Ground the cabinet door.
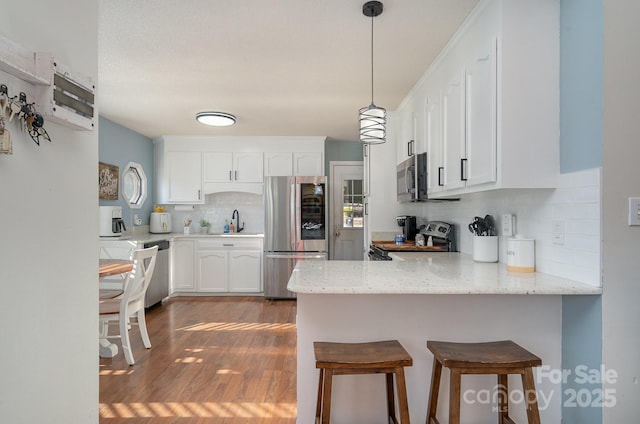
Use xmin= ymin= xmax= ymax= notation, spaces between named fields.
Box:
xmin=172 ymin=239 xmax=195 ymax=292
xmin=197 ymin=251 xmax=227 ymax=292
xmin=465 ymin=44 xmax=497 ymax=187
xmin=203 ymin=152 xmax=233 ymax=182
xmin=234 ymin=152 xmax=264 ymax=182
xmin=167 ymin=151 xmax=202 ymax=203
xmin=228 ymin=250 xmax=262 ymax=292
xmin=293 ymin=152 xmax=323 ymax=176
xmin=264 ymin=152 xmax=293 ymax=176
xmin=442 ymin=71 xmax=466 ymax=191
xmin=425 ymin=96 xmax=444 ymax=195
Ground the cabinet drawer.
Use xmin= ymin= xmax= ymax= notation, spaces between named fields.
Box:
xmin=198 ymin=238 xmax=262 ymax=250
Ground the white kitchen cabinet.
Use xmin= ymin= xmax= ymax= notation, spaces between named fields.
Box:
xmin=425 ymin=96 xmax=444 ymax=195
xmin=159 ymin=151 xmax=203 ymax=204
xmin=265 ymin=152 xmax=324 ymax=176
xmin=197 ymin=250 xmax=227 ymax=292
xmin=196 ymin=237 xmax=263 ymax=293
xmin=172 ymin=239 xmax=196 ymax=292
xmin=441 ymin=70 xmax=466 ymax=192
xmin=228 ymin=250 xmax=262 ymax=292
xmin=264 ymin=152 xmax=294 ymax=176
xmin=203 ymin=152 xmax=263 ymax=183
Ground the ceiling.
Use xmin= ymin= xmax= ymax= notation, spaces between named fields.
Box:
xmin=98 ymin=0 xmax=479 ymax=142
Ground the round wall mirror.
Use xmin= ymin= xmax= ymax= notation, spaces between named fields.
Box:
xmin=122 ymin=162 xmax=147 ymax=209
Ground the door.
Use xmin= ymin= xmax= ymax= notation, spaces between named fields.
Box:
xmin=330 ymin=162 xmax=364 ymax=260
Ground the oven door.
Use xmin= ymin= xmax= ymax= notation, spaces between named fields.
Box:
xmin=396 ymin=157 xmax=415 ymax=203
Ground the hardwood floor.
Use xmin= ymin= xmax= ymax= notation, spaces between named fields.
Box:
xmin=99 ymin=297 xmax=297 ymax=423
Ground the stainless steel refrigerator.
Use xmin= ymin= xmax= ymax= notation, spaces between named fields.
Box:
xmin=264 ymin=176 xmax=328 ymax=299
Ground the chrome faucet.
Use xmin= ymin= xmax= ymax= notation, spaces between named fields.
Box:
xmin=232 ymin=209 xmax=244 ymax=233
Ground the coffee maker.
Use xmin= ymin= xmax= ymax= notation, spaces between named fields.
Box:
xmin=100 ymin=206 xmax=126 ymax=237
xmin=396 ymin=215 xmax=417 ymax=241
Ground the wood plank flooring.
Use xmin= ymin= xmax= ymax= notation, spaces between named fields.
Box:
xmin=99 ymin=297 xmax=297 ymax=423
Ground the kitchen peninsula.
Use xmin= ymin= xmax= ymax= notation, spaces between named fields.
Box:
xmin=289 ymin=253 xmax=601 ymax=423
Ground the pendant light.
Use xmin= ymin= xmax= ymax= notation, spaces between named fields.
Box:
xmin=359 ymin=1 xmax=386 ymax=145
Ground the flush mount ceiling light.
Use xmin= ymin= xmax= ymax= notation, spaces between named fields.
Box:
xmin=359 ymin=0 xmax=386 ymax=145
xmin=195 ymin=111 xmax=237 ymax=127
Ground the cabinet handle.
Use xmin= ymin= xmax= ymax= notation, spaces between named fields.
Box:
xmin=364 ymin=202 xmax=368 ymax=216
xmin=235 ymin=170 xmax=238 ymax=180
xmin=461 ymin=158 xmax=468 ymax=181
xmin=408 ymin=140 xmax=414 ymax=157
xmin=198 ymin=189 xmax=201 ymax=200
xmin=229 ymin=170 xmax=232 ymax=181
xmin=438 ymin=167 xmax=444 ymax=186
xmin=363 ymin=144 xmax=369 ymax=158
xmin=223 ymin=243 xmax=234 ymax=247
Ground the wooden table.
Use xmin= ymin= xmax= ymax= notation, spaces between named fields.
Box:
xmin=98 ymin=259 xmax=133 ymax=358
xmin=99 ymin=259 xmax=133 ymax=277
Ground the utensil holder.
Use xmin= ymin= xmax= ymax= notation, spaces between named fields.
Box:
xmin=473 ymin=236 xmax=498 ymax=262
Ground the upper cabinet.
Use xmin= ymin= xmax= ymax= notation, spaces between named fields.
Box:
xmin=156 ymin=150 xmax=203 ymax=204
xmin=391 ymin=0 xmax=559 ymax=199
xmin=203 ymin=152 xmax=263 ymax=183
xmin=155 ymin=136 xmax=325 ymax=203
xmin=264 ymin=151 xmax=324 ymax=176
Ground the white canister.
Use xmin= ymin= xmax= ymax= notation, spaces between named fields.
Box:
xmin=506 ymin=236 xmax=535 ymax=272
xmin=472 ymin=236 xmax=498 ymax=262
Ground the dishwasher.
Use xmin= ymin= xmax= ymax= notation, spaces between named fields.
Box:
xmin=144 ymin=240 xmax=170 ymax=308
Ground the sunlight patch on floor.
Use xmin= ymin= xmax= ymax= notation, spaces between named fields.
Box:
xmin=99 ymin=402 xmax=296 ymax=418
xmin=177 ymin=322 xmax=296 ymax=332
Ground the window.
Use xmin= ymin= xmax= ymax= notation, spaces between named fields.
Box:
xmin=122 ymin=162 xmax=147 ymax=209
xmin=342 ymin=179 xmax=363 ymax=228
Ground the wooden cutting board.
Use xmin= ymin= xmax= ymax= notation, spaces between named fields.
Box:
xmin=372 ymin=241 xmax=448 ymax=252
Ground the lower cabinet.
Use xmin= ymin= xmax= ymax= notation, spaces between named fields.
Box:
xmin=196 ymin=238 xmax=263 ymax=293
xmin=171 ymin=239 xmax=196 ymax=292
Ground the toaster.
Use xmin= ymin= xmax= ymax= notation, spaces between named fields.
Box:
xmin=150 ymin=212 xmax=172 ymax=233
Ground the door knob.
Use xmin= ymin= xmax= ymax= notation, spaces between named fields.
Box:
xmin=335 ymin=231 xmax=340 ymax=237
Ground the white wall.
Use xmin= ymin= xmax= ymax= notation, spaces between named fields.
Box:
xmin=602 ymin=0 xmax=640 ymax=421
xmin=0 ymin=1 xmax=99 ymax=422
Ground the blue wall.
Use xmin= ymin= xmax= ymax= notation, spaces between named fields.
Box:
xmin=560 ymin=1 xmax=603 ymax=423
xmin=98 ymin=117 xmax=155 ymax=227
xmin=560 ymin=0 xmax=603 ymax=173
xmin=324 ymin=139 xmax=363 ymax=176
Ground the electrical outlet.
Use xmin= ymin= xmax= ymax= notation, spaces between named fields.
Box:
xmin=553 ymin=220 xmax=565 ymax=245
xmin=628 ymin=198 xmax=640 ymax=226
xmin=502 ymin=214 xmax=514 ymax=237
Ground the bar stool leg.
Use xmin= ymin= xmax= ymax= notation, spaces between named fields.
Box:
xmin=316 ymin=369 xmax=324 ymax=423
xmin=427 ymin=359 xmax=442 ymax=424
xmin=395 ymin=367 xmax=411 ymax=423
xmin=449 ymin=369 xmax=462 ymax=424
xmin=497 ymin=374 xmax=508 ymax=423
xmin=386 ymin=372 xmax=397 ymax=422
xmin=321 ymin=369 xmax=334 ymax=424
xmin=522 ymin=368 xmax=541 ymax=424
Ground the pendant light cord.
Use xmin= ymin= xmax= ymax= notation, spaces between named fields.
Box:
xmin=370 ymin=15 xmax=375 ymax=105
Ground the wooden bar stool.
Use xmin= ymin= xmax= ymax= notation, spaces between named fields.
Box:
xmin=314 ymin=340 xmax=413 ymax=424
xmin=426 ymin=340 xmax=542 ymax=424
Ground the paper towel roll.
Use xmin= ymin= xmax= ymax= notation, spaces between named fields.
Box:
xmin=507 ymin=236 xmax=535 ymax=272
xmin=174 ymin=205 xmax=195 ymax=211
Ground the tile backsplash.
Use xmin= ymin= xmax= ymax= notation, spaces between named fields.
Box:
xmin=398 ymin=168 xmax=601 ymax=286
xmin=166 ymin=192 xmax=265 ymax=234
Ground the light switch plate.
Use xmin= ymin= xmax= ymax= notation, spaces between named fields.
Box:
xmin=553 ymin=220 xmax=565 ymax=245
xmin=628 ymin=198 xmax=640 ymax=226
xmin=502 ymin=214 xmax=514 ymax=237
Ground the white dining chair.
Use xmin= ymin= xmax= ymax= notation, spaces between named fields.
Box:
xmin=99 ymin=245 xmax=158 ymax=365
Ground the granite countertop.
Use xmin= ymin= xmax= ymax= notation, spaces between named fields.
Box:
xmin=101 ymin=231 xmax=264 ymax=244
xmin=287 ymin=252 xmax=602 ymax=295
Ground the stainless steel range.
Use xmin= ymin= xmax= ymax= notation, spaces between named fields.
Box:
xmin=368 ymin=221 xmax=456 ymax=261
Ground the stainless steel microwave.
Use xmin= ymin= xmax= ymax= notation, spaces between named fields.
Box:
xmin=397 ymin=152 xmax=428 ymax=202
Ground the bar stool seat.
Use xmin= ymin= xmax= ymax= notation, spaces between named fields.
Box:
xmin=426 ymin=340 xmax=542 ymax=424
xmin=314 ymin=339 xmax=413 ymax=424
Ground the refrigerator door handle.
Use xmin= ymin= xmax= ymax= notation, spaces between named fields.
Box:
xmin=290 ymin=179 xmax=297 ymax=251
